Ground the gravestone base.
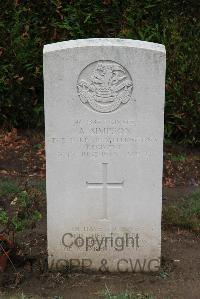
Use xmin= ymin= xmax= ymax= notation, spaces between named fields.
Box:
xmin=48 ymin=226 xmax=161 ymax=272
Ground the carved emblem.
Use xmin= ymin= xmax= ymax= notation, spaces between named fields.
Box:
xmin=77 ymin=60 xmax=133 ymax=113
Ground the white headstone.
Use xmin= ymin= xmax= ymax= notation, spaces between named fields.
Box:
xmin=43 ymin=39 xmax=166 ymax=272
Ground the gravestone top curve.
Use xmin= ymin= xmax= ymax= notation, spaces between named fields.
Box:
xmin=43 ymin=38 xmax=165 ymax=54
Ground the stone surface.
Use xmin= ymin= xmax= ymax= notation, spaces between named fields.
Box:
xmin=43 ymin=38 xmax=166 ymax=272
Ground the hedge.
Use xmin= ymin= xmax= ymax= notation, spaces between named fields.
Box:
xmin=0 ymin=0 xmax=199 ymax=145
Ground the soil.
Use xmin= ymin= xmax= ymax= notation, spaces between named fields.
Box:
xmin=0 ymin=240 xmax=11 ymax=255
xmin=0 ymin=129 xmax=199 ymax=299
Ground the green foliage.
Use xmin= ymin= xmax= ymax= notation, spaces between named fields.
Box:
xmin=12 ymin=214 xmax=28 ymax=232
xmin=0 ymin=178 xmax=21 ymax=197
xmin=0 ymin=188 xmax=42 ymax=234
xmin=16 ymin=190 xmax=30 ymax=207
xmin=167 ymin=154 xmax=186 ymax=162
xmin=104 ymin=285 xmax=155 ymax=299
xmin=32 ymin=210 xmax=42 ymax=222
xmin=0 ymin=0 xmax=199 ymax=144
xmin=0 ymin=210 xmax=9 ymax=225
xmin=159 ymin=270 xmax=169 ymax=279
xmin=163 ymin=189 xmax=200 ymax=231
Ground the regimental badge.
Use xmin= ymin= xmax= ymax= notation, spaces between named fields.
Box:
xmin=77 ymin=60 xmax=133 ymax=113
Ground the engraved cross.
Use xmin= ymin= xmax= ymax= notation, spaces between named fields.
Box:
xmin=86 ymin=163 xmax=124 ymax=220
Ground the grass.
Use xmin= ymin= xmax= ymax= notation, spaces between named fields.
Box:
xmin=104 ymin=292 xmax=155 ymax=299
xmin=163 ymin=189 xmax=200 ymax=232
xmin=104 ymin=286 xmax=155 ymax=299
xmin=170 ymin=155 xmax=186 ymax=162
xmin=167 ymin=154 xmax=186 ymax=162
xmin=0 ymin=178 xmax=21 ymax=197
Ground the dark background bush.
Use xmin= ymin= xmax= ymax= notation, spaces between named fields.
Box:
xmin=0 ymin=0 xmax=199 ymax=145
